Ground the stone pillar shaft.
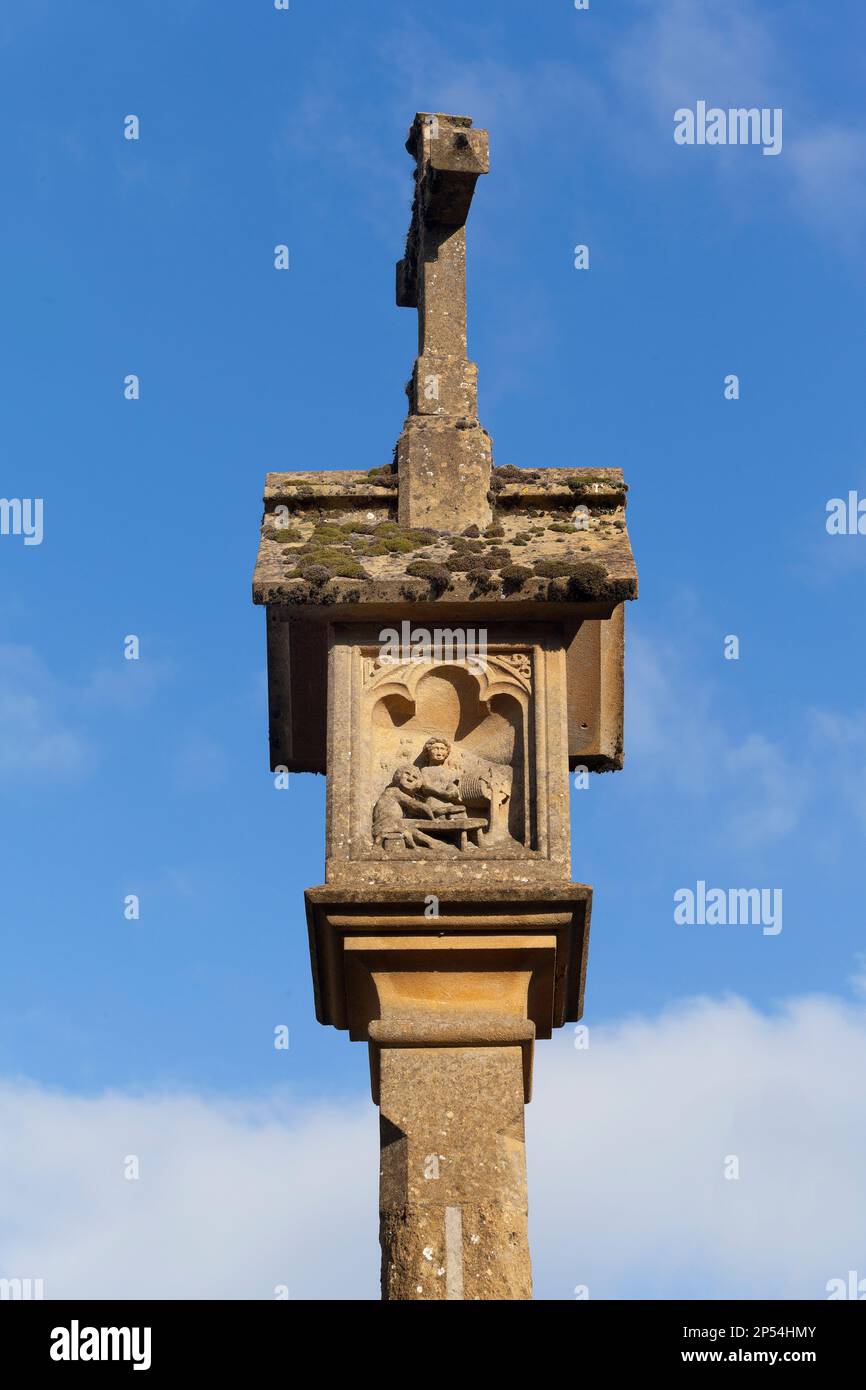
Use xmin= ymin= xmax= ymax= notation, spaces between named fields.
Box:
xmin=418 ymin=223 xmax=467 ymax=358
xmin=378 ymin=1041 xmax=531 ymax=1301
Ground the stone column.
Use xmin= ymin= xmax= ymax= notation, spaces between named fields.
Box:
xmin=375 ymin=1018 xmax=533 ymax=1301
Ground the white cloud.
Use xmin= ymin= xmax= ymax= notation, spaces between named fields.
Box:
xmin=377 ymin=20 xmax=602 ymax=159
xmin=0 ymin=641 xmax=177 ymax=786
xmin=277 ymin=21 xmax=602 ymax=248
xmin=850 ymin=955 xmax=866 ymax=1001
xmin=0 ymin=1086 xmax=377 ymax=1300
xmin=0 ymin=645 xmax=90 ymax=781
xmin=614 ymin=0 xmax=866 ymax=246
xmin=530 ymin=989 xmax=866 ymax=1299
xmin=614 ymin=0 xmax=781 ymax=121
xmin=810 ymin=707 xmax=866 ymax=835
xmin=627 ymin=631 xmax=806 ymax=848
xmin=2 ymin=984 xmax=865 ymax=1300
xmin=788 ymin=127 xmax=866 ymax=249
xmin=80 ymin=657 xmax=171 ymax=715
xmin=278 ymin=2 xmax=866 ymax=260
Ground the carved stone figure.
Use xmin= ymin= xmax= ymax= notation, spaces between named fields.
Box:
xmin=371 ymin=765 xmax=442 ymax=850
xmin=370 ymin=732 xmax=518 ymax=855
xmin=418 ymin=734 xmax=512 ymax=848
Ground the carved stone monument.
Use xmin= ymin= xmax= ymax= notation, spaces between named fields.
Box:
xmin=253 ymin=113 xmax=637 ymax=1300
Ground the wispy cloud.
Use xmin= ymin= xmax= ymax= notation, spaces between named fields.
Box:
xmin=613 ymin=0 xmax=866 ymax=247
xmin=810 ymin=707 xmax=866 ymax=835
xmin=80 ymin=657 xmax=171 ymax=715
xmin=614 ymin=0 xmax=783 ymax=120
xmin=0 ymin=645 xmax=90 ymax=781
xmin=276 ymin=17 xmax=602 ymax=245
xmin=0 ymin=640 xmax=176 ymax=787
xmin=281 ymin=2 xmax=866 ymax=256
xmin=628 ymin=630 xmax=806 ymax=849
xmin=787 ymin=126 xmax=866 ymax=251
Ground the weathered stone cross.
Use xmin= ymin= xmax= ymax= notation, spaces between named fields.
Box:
xmin=395 ymin=113 xmax=493 ymax=533
xmin=253 ymin=112 xmax=637 ymax=1300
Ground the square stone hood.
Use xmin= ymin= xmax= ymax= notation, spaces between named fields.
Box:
xmin=253 ymin=463 xmax=636 ymax=776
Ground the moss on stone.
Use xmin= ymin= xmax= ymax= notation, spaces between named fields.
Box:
xmin=380 ymin=535 xmax=431 ymax=554
xmin=371 ymin=522 xmax=436 ymax=549
xmin=296 ymin=564 xmax=332 ymax=587
xmin=445 ymin=551 xmax=500 ymax=573
xmin=501 ymin=563 xmax=532 ymax=593
xmin=308 ymin=525 xmax=345 ymax=544
xmin=291 ymin=549 xmax=370 ymax=581
xmin=484 ymin=546 xmax=512 ymax=566
xmin=405 ymin=560 xmax=451 ymax=595
xmin=469 ymin=571 xmax=498 ymax=593
xmin=297 ymin=545 xmax=348 ymax=564
xmin=533 ymin=557 xmax=606 ymax=580
xmin=566 ymin=472 xmax=625 ymax=493
xmin=366 ymin=465 xmax=398 ymax=489
xmin=533 ymin=557 xmax=612 ymax=598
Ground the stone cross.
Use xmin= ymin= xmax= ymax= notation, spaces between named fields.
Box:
xmin=395 ymin=113 xmax=493 ymax=533
xmin=253 ymin=112 xmax=637 ymax=1300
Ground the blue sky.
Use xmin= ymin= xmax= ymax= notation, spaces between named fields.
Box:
xmin=2 ymin=0 xmax=865 ymax=1299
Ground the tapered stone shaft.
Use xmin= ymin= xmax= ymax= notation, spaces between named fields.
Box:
xmin=378 ymin=1039 xmax=532 ymax=1301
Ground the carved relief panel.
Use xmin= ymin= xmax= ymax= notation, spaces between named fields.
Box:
xmin=326 ymin=627 xmax=571 ymax=885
